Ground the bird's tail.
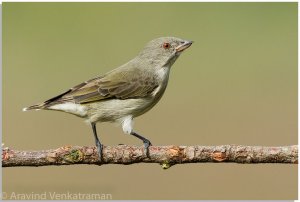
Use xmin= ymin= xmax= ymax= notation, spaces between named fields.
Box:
xmin=22 ymin=103 xmax=47 ymax=112
xmin=22 ymin=88 xmax=72 ymax=112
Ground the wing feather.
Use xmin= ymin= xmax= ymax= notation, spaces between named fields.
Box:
xmin=45 ymin=68 xmax=159 ymax=105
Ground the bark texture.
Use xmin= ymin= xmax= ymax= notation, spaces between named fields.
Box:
xmin=2 ymin=145 xmax=298 ymax=168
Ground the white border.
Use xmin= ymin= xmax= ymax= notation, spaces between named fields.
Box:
xmin=0 ymin=1 xmax=298 ymax=202
xmin=0 ymin=0 xmax=298 ymax=2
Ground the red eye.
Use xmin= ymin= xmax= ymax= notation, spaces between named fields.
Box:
xmin=163 ymin=42 xmax=171 ymax=49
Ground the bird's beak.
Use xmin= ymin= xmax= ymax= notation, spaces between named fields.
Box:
xmin=175 ymin=40 xmax=193 ymax=53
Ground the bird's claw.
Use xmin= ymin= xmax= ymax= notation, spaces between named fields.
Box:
xmin=95 ymin=142 xmax=103 ymax=161
xmin=143 ymin=140 xmax=152 ymax=158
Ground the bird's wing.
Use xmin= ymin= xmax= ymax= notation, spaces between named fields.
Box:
xmin=46 ymin=68 xmax=159 ymax=105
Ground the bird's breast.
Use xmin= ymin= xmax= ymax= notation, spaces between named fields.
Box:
xmin=151 ymin=67 xmax=170 ymax=97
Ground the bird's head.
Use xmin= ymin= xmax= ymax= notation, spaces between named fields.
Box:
xmin=137 ymin=37 xmax=193 ymax=67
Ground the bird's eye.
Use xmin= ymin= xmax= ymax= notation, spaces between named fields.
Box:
xmin=163 ymin=42 xmax=171 ymax=49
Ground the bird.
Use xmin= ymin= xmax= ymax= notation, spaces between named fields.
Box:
xmin=23 ymin=37 xmax=193 ymax=159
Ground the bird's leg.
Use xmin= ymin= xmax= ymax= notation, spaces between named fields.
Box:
xmin=130 ymin=131 xmax=152 ymax=158
xmin=91 ymin=123 xmax=103 ymax=160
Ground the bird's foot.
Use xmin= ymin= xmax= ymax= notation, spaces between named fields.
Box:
xmin=143 ymin=140 xmax=152 ymax=158
xmin=95 ymin=141 xmax=103 ymax=161
xmin=129 ymin=131 xmax=152 ymax=158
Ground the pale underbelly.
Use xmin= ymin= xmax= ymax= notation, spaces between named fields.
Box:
xmin=85 ymin=97 xmax=156 ymax=123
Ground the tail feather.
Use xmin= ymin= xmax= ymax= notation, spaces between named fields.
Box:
xmin=23 ymin=88 xmax=74 ymax=112
xmin=23 ymin=103 xmax=46 ymax=111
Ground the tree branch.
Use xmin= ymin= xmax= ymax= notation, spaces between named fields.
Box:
xmin=2 ymin=145 xmax=298 ymax=169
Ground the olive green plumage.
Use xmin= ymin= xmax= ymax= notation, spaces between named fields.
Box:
xmin=23 ymin=37 xmax=193 ymax=158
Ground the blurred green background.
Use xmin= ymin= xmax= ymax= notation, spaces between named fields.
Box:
xmin=3 ymin=2 xmax=297 ymax=200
